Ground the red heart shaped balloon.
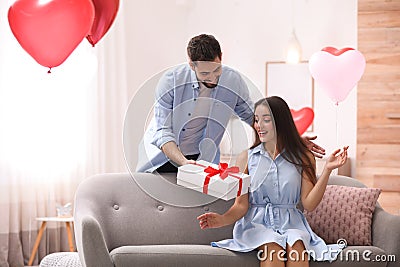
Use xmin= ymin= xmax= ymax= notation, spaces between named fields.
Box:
xmin=290 ymin=107 xmax=314 ymax=135
xmin=8 ymin=0 xmax=95 ymax=69
xmin=322 ymin=47 xmax=354 ymax=56
xmin=86 ymin=0 xmax=120 ymax=47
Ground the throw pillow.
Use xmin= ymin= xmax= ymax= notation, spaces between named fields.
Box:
xmin=304 ymin=185 xmax=381 ymax=246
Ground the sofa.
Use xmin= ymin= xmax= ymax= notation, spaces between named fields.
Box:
xmin=74 ymin=173 xmax=400 ymax=267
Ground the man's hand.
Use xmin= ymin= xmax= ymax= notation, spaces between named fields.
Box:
xmin=302 ymin=135 xmax=326 ymax=158
xmin=183 ymin=159 xmax=196 ymax=166
xmin=161 ymin=141 xmax=191 ymax=166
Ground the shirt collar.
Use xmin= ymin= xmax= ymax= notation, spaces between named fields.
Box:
xmin=249 ymin=143 xmax=285 ymax=159
xmin=190 ymin=69 xmax=200 ymax=90
xmin=249 ymin=143 xmax=263 ymax=156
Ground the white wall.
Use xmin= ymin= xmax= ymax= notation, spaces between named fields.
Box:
xmin=121 ymin=0 xmax=358 ymax=175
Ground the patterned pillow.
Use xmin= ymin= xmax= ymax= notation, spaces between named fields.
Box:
xmin=304 ymin=185 xmax=381 ymax=246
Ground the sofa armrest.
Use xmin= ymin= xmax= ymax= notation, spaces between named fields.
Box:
xmin=76 ymin=215 xmax=113 ymax=267
xmin=372 ymin=207 xmax=400 ymax=267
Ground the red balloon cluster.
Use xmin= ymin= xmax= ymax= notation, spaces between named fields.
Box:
xmin=8 ymin=0 xmax=119 ymax=70
xmin=87 ymin=0 xmax=120 ymax=47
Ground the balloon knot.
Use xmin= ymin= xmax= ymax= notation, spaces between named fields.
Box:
xmin=87 ymin=35 xmax=95 ymax=47
xmin=47 ymin=68 xmax=52 ymax=74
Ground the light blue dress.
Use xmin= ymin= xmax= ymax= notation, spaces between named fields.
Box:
xmin=211 ymin=144 xmax=342 ymax=262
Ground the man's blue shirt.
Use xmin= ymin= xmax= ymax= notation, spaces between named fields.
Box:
xmin=136 ymin=63 xmax=254 ymax=173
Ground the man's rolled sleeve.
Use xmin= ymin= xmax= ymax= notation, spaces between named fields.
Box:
xmin=151 ymin=71 xmax=177 ymax=149
xmin=151 ymin=105 xmax=176 ymax=148
xmin=234 ymin=75 xmax=254 ymax=125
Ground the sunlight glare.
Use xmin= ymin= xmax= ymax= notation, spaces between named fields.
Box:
xmin=0 ymin=42 xmax=97 ymax=181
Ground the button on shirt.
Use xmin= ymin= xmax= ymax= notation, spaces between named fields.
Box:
xmin=247 ymin=145 xmax=300 ymax=206
xmin=136 ymin=63 xmax=254 ymax=173
xmin=179 ymin=82 xmax=212 ymax=155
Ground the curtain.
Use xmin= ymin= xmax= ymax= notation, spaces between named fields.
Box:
xmin=0 ymin=1 xmax=128 ymax=266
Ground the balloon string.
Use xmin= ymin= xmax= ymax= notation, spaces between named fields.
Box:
xmin=334 ymin=103 xmax=339 ymax=175
xmin=335 ymin=103 xmax=339 ymax=148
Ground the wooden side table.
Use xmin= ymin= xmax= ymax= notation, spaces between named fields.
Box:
xmin=28 ymin=216 xmax=75 ymax=266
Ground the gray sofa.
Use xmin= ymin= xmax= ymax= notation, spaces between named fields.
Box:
xmin=74 ymin=173 xmax=400 ymax=267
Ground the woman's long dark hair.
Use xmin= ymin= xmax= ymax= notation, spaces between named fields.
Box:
xmin=251 ymin=96 xmax=317 ymax=184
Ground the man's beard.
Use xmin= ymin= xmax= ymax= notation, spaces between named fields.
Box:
xmin=201 ymin=81 xmax=218 ymax=88
xmin=197 ymin=74 xmax=220 ymax=89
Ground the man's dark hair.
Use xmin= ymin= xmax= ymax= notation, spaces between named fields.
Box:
xmin=187 ymin=34 xmax=222 ymax=62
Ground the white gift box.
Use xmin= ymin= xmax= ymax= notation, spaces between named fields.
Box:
xmin=177 ymin=160 xmax=251 ymax=201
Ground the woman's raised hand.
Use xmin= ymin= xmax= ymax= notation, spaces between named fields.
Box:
xmin=325 ymin=146 xmax=349 ymax=171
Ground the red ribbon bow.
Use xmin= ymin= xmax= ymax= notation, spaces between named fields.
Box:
xmin=195 ymin=162 xmax=242 ymax=197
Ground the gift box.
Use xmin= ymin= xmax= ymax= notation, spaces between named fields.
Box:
xmin=177 ymin=160 xmax=251 ymax=201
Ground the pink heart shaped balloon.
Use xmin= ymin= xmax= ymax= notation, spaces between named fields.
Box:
xmin=290 ymin=107 xmax=314 ymax=135
xmin=309 ymin=49 xmax=366 ymax=104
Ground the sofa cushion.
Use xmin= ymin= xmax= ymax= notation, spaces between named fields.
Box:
xmin=109 ymin=245 xmax=387 ymax=267
xmin=304 ymin=185 xmax=381 ymax=246
xmin=110 ymin=244 xmax=259 ymax=267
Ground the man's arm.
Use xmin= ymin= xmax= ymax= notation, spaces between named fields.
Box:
xmin=152 ymin=70 xmax=194 ymax=167
xmin=233 ymin=74 xmax=254 ymax=126
xmin=230 ymin=71 xmax=325 ymax=158
xmin=151 ymin=71 xmax=178 ymax=149
xmin=161 ymin=141 xmax=195 ymax=167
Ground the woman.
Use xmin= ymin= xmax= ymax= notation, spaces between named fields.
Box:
xmin=197 ymin=96 xmax=348 ymax=266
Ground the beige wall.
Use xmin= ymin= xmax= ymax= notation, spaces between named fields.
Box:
xmin=120 ymin=0 xmax=358 ymax=172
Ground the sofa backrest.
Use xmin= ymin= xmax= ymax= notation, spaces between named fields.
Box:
xmin=74 ymin=173 xmax=237 ymax=251
xmin=74 ymin=172 xmax=368 ymax=252
xmin=327 ymin=174 xmax=367 ymax=188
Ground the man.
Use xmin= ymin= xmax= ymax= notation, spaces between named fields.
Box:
xmin=136 ymin=34 xmax=324 ymax=173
